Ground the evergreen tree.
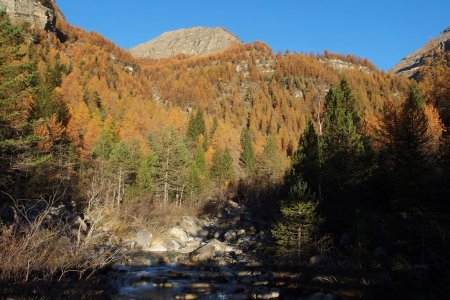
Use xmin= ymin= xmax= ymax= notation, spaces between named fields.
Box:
xmin=320 ymin=79 xmax=368 ymax=228
xmin=378 ymin=83 xmax=433 ymax=206
xmin=289 ymin=120 xmax=321 ymax=195
xmin=339 ymin=77 xmax=362 ymax=130
xmin=108 ymin=140 xmax=140 ymax=209
xmin=240 ymin=127 xmax=255 ymax=174
xmin=321 ymin=81 xmax=365 ymax=190
xmin=0 ymin=12 xmax=41 ymax=195
xmin=92 ymin=127 xmax=117 ymax=159
xmin=211 ymin=147 xmax=233 ymax=183
xmin=259 ymin=135 xmax=283 ymax=181
xmin=135 ymin=154 xmax=156 ymax=192
xmin=272 ymin=180 xmax=322 ymax=262
xmin=187 ymin=108 xmax=207 ymax=147
xmin=187 ymin=145 xmax=208 ymax=197
xmin=150 ymin=126 xmax=191 ymax=206
xmin=397 ymin=84 xmax=432 ymax=173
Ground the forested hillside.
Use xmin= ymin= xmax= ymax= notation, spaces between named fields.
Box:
xmin=0 ymin=2 xmax=449 ymax=298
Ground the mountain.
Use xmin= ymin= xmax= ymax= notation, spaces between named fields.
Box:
xmin=0 ymin=0 xmax=410 ymax=172
xmin=129 ymin=26 xmax=242 ymax=59
xmin=390 ymin=26 xmax=450 ymax=78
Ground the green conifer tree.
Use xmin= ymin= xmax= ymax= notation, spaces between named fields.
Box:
xmin=289 ymin=120 xmax=321 ymax=195
xmin=260 ymin=135 xmax=283 ymax=181
xmin=211 ymin=147 xmax=233 ymax=182
xmin=272 ymin=180 xmax=322 ymax=262
xmin=150 ymin=126 xmax=191 ymax=206
xmin=240 ymin=127 xmax=255 ymax=174
xmin=187 ymin=108 xmax=207 ymax=147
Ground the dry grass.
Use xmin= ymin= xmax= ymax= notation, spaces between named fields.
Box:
xmin=0 ymin=193 xmax=121 ymax=282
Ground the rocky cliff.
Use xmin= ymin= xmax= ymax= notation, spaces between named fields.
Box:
xmin=390 ymin=26 xmax=450 ymax=78
xmin=0 ymin=0 xmax=59 ymax=31
xmin=129 ymin=27 xmax=242 ymax=59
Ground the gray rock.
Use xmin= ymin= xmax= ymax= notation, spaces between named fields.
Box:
xmin=390 ymin=26 xmax=450 ymax=78
xmin=237 ymin=229 xmax=246 ymax=236
xmin=167 ymin=226 xmax=189 ymax=245
xmin=310 ymin=254 xmax=327 ymax=266
xmin=180 ymin=240 xmax=202 ymax=253
xmin=170 ymin=240 xmax=182 ymax=251
xmin=190 ymin=239 xmax=235 ymax=262
xmin=198 ymin=229 xmax=209 ymax=239
xmin=130 ymin=27 xmax=242 ymax=59
xmin=135 ymin=229 xmax=153 ymax=249
xmin=0 ymin=0 xmax=60 ymax=31
xmin=228 ymin=200 xmax=240 ymax=208
xmin=224 ymin=230 xmax=237 ymax=242
xmin=147 ymin=241 xmax=168 ymax=252
xmin=179 ymin=216 xmax=203 ymax=237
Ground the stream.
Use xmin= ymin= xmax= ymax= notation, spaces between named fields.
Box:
xmin=109 ymin=253 xmax=283 ymax=300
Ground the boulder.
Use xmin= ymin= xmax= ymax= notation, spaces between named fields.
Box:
xmin=147 ymin=241 xmax=168 ymax=252
xmin=237 ymin=229 xmax=246 ymax=236
xmin=228 ymin=200 xmax=240 ymax=208
xmin=224 ymin=230 xmax=237 ymax=242
xmin=180 ymin=216 xmax=203 ymax=237
xmin=135 ymin=229 xmax=153 ymax=249
xmin=168 ymin=226 xmax=189 ymax=245
xmin=190 ymin=243 xmax=216 ymax=262
xmin=309 ymin=254 xmax=327 ymax=266
xmin=170 ymin=240 xmax=182 ymax=251
xmin=197 ymin=229 xmax=209 ymax=238
xmin=180 ymin=241 xmax=202 ymax=254
xmin=190 ymin=239 xmax=235 ymax=262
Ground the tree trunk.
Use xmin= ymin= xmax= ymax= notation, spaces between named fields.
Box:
xmin=117 ymin=167 xmax=122 ymax=210
xmin=164 ymin=145 xmax=171 ymax=206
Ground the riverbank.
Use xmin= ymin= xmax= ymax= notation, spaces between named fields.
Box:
xmin=1 ymin=198 xmax=446 ymax=300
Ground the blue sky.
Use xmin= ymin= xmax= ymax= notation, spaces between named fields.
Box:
xmin=56 ymin=0 xmax=449 ymax=70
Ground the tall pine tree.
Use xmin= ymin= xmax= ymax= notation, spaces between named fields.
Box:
xmin=240 ymin=127 xmax=255 ymax=175
xmin=320 ymin=78 xmax=367 ymax=228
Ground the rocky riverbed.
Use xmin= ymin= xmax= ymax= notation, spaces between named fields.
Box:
xmin=1 ymin=200 xmax=410 ymax=299
xmin=105 ymin=200 xmax=346 ymax=300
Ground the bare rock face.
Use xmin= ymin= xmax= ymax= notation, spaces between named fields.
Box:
xmin=390 ymin=26 xmax=450 ymax=78
xmin=0 ymin=0 xmax=58 ymax=31
xmin=319 ymin=58 xmax=372 ymax=74
xmin=129 ymin=27 xmax=242 ymax=59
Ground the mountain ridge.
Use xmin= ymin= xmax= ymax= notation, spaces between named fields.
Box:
xmin=390 ymin=26 xmax=450 ymax=78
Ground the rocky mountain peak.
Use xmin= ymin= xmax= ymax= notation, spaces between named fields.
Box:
xmin=0 ymin=0 xmax=62 ymax=31
xmin=129 ymin=26 xmax=242 ymax=59
xmin=390 ymin=25 xmax=450 ymax=78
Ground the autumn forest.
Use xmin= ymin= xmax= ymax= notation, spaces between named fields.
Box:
xmin=0 ymin=2 xmax=449 ymax=299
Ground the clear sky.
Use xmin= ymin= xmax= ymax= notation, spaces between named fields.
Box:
xmin=56 ymin=0 xmax=449 ymax=70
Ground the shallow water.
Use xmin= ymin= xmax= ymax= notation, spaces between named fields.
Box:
xmin=109 ymin=253 xmax=280 ymax=300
